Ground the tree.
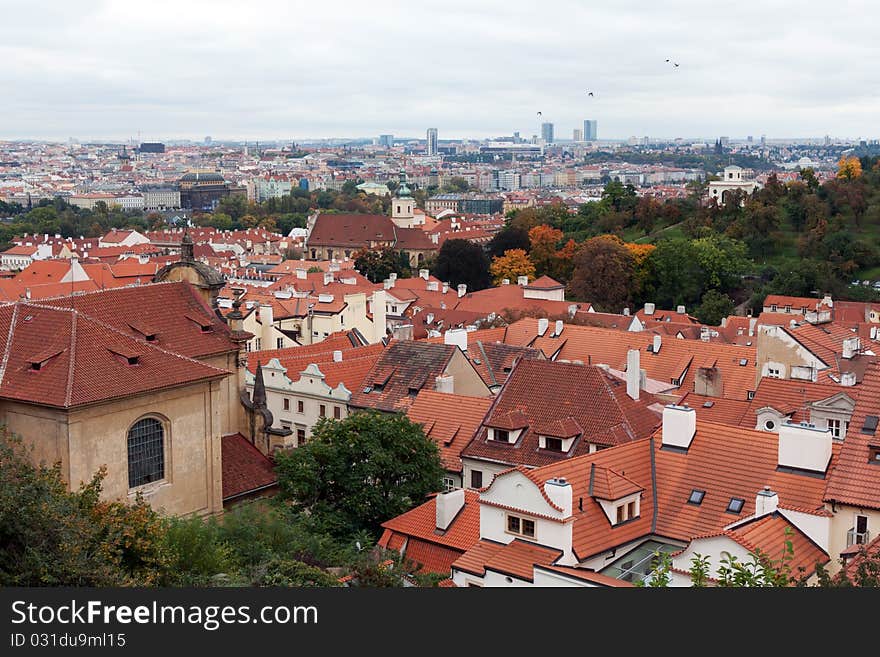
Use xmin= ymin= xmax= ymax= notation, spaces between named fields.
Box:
xmin=837 ymin=156 xmax=863 ymax=180
xmin=490 ymin=249 xmax=535 ymax=285
xmin=433 ymin=239 xmax=491 ymax=291
xmin=487 ymin=225 xmax=530 ymax=258
xmin=528 ymin=225 xmax=563 ymax=276
xmin=442 ymin=176 xmax=470 ymax=193
xmin=644 ymin=238 xmax=705 ymax=308
xmin=695 ymin=290 xmax=735 ymax=325
xmin=274 ymin=412 xmax=445 ymax=539
xmin=568 ymin=235 xmax=636 ymax=312
xmin=353 ymin=247 xmax=412 ymax=283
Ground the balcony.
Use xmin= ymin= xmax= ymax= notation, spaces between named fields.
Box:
xmin=847 ymin=528 xmax=870 ymax=547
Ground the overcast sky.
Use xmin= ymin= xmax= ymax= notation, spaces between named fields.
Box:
xmin=1 ymin=0 xmax=878 ymax=142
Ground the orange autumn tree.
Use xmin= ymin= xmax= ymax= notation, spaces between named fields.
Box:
xmin=490 ymin=249 xmax=535 ymax=285
xmin=528 ymin=225 xmax=564 ymax=275
xmin=837 ymin=156 xmax=863 ymax=180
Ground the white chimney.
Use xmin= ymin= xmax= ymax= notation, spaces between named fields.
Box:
xmin=426 ymin=312 xmax=435 ymax=324
xmin=502 ymin=278 xmax=510 ymax=285
xmin=554 ymin=320 xmax=564 ymax=336
xmin=543 ymin=478 xmax=573 ymax=517
xmin=842 ymin=337 xmax=860 ymax=360
xmin=295 ymin=268 xmax=307 ymax=279
xmin=323 ymin=271 xmax=334 ymax=285
xmin=419 ymin=268 xmax=430 ymax=280
xmin=435 ymin=373 xmax=455 ymax=394
xmin=652 ymin=334 xmax=662 ymax=353
xmin=442 ymin=282 xmax=449 ymax=294
xmin=623 ymin=307 xmax=630 ymax=316
xmin=260 ymin=303 xmax=274 ymax=349
xmin=755 ymin=486 xmax=779 ymax=517
xmin=517 ymin=275 xmax=528 ymax=286
xmin=435 ymin=488 xmax=465 ymax=530
xmin=676 ymin=305 xmax=686 ymax=315
xmin=778 ymin=422 xmax=832 ymax=473
xmin=457 ymin=283 xmax=467 ymax=297
xmin=626 ymin=349 xmax=640 ymax=401
xmin=662 ymin=404 xmax=696 ymax=450
xmin=383 ymin=279 xmax=393 ymax=290
xmin=389 ymin=272 xmax=397 ymax=282
xmin=644 ymin=302 xmax=655 ymax=316
xmin=841 ymin=371 xmax=857 ymax=387
xmin=333 ymin=350 xmax=343 ymax=362
xmin=444 ymin=327 xmax=468 ymax=352
xmin=427 ymin=281 xmax=439 ymax=291
xmin=748 ymin=317 xmax=757 ymax=336
xmin=537 ymin=317 xmax=549 ymax=336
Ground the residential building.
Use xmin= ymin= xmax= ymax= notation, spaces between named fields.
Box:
xmin=541 ymin=122 xmax=554 ymax=144
xmin=708 ymin=166 xmax=762 ymax=205
xmin=426 ymin=128 xmax=438 ymax=156
xmin=584 ymin=120 xmax=598 ymax=141
xmin=142 ymin=186 xmax=181 ymax=211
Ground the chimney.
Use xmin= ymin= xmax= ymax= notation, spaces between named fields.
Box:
xmin=457 ymin=283 xmax=467 ymax=298
xmin=842 ymin=337 xmax=860 ymax=359
xmin=652 ymin=334 xmax=662 ymax=353
xmin=644 ymin=302 xmax=655 ymax=316
xmin=502 ymin=278 xmax=510 ymax=285
xmin=694 ymin=366 xmax=722 ymax=397
xmin=748 ymin=317 xmax=757 ymax=336
xmin=295 ymin=268 xmax=307 ymax=279
xmin=623 ymin=307 xmax=630 ymax=316
xmin=544 ymin=478 xmax=573 ymax=517
xmin=427 ymin=281 xmax=439 ymax=291
xmin=841 ymin=371 xmax=857 ymax=387
xmin=755 ymin=486 xmax=779 ymax=517
xmin=435 ymin=373 xmax=455 ymax=393
xmin=260 ymin=303 xmax=274 ymax=349
xmin=323 ymin=271 xmax=334 ymax=285
xmin=392 ymin=324 xmax=414 ymax=341
xmin=333 ymin=350 xmax=343 ymax=362
xmin=442 ymin=282 xmax=449 ymax=294
xmin=329 ymin=261 xmax=340 ymax=272
xmin=676 ymin=305 xmax=686 ymax=315
xmin=383 ymin=279 xmax=393 ymax=290
xmin=444 ymin=327 xmax=468 ymax=352
xmin=662 ymin=404 xmax=696 ymax=450
xmin=626 ymin=349 xmax=640 ymax=400
xmin=389 ymin=272 xmax=397 ymax=283
xmin=419 ymin=268 xmax=430 ymax=280
xmin=517 ymin=275 xmax=528 ymax=286
xmin=778 ymin=422 xmax=832 ymax=473
xmin=537 ymin=317 xmax=549 ymax=336
xmin=554 ymin=320 xmax=564 ymax=336
xmin=371 ymin=289 xmax=387 ymax=343
xmin=435 ymin=488 xmax=465 ymax=530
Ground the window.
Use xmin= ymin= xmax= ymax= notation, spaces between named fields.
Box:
xmin=442 ymin=477 xmax=455 ymax=492
xmin=688 ymin=489 xmax=706 ymax=505
xmin=627 ymin=501 xmax=637 ymax=519
xmin=276 ymin=338 xmax=284 ymax=349
xmin=507 ymin=514 xmax=536 ymax=538
xmin=828 ymin=419 xmax=842 ymax=438
xmin=869 ymin=446 xmax=880 ymax=464
xmin=616 ymin=505 xmax=625 ymax=523
xmin=862 ymin=416 xmax=879 ymax=435
xmin=254 ymin=338 xmax=261 ymax=351
xmin=747 ymin=391 xmax=756 ymax=400
xmin=771 ymin=304 xmax=777 ymax=312
xmin=333 ymin=406 xmax=341 ymax=419
xmin=767 ymin=366 xmax=781 ymax=379
xmin=544 ymin=437 xmax=563 ymax=451
xmin=492 ymin=429 xmax=510 ymax=443
xmin=297 ymin=428 xmax=306 ymax=446
xmin=764 ymin=419 xmax=776 ymax=431
xmin=127 ymin=417 xmax=165 ymax=489
xmin=471 ymin=470 xmax=483 ymax=489
xmin=727 ymin=498 xmax=745 ymax=514
xmin=319 ymin=404 xmax=326 ymax=418
xmin=283 ymin=398 xmax=290 ymax=411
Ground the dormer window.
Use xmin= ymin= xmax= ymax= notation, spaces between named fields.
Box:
xmin=492 ymin=429 xmax=510 ymax=443
xmin=869 ymin=445 xmax=880 ymax=465
xmin=544 ymin=437 xmax=563 ymax=451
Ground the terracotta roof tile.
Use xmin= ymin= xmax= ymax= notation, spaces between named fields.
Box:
xmin=221 ymin=433 xmax=278 ymax=500
xmin=406 ymin=391 xmax=493 ymax=472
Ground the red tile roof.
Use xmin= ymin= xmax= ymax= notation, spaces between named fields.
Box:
xmin=725 ymin=513 xmax=828 ymax=576
xmin=400 ymin=538 xmax=465 ymax=574
xmin=406 ymin=391 xmax=493 ymax=473
xmin=380 ymin=490 xmax=481 ymax=560
xmin=825 ymin=362 xmax=880 ymax=510
xmin=677 ymin=392 xmax=751 ymax=426
xmin=462 ymin=359 xmax=661 ymax=468
xmin=740 ymin=378 xmax=848 ymax=427
xmin=306 ymin=213 xmax=396 ymax=248
xmin=220 ymin=433 xmax=278 ymax=500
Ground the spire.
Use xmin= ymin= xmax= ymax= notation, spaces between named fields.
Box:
xmin=253 ymin=361 xmax=267 ymax=408
xmin=396 ymin=169 xmax=412 ymax=198
xmin=181 ymin=227 xmax=194 ymax=262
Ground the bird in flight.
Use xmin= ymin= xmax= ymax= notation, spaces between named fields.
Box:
xmin=587 ymin=91 xmax=594 ymax=97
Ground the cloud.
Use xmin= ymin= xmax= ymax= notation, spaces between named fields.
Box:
xmin=0 ymin=0 xmax=877 ymax=140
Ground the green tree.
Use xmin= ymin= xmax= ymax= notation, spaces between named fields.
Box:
xmin=433 ymin=239 xmax=491 ymax=291
xmin=354 ymin=247 xmax=412 ymax=283
xmin=442 ymin=176 xmax=470 ymax=193
xmin=487 ymin=225 xmax=530 ymax=258
xmin=274 ymin=412 xmax=445 ymax=539
xmin=695 ymin=290 xmax=735 ymax=326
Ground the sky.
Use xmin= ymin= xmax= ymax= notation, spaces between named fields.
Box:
xmin=1 ymin=0 xmax=878 ymax=142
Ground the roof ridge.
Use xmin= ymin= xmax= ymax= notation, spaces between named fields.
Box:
xmin=64 ymin=310 xmax=77 ymax=407
xmin=0 ymin=304 xmax=20 ymax=388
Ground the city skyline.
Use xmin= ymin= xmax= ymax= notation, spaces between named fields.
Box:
xmin=1 ymin=0 xmax=878 ymax=141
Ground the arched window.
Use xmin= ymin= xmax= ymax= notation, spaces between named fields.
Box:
xmin=128 ymin=417 xmax=165 ymax=488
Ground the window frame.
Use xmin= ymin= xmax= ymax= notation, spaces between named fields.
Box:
xmin=688 ymin=489 xmax=706 ymax=505
xmin=506 ymin=513 xmax=536 ymax=539
xmin=127 ymin=416 xmax=167 ymax=490
xmin=727 ymin=497 xmax=745 ymax=514
xmin=470 ymin=470 xmax=483 ymax=489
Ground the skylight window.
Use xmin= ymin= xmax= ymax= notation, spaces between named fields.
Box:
xmin=727 ymin=498 xmax=745 ymax=514
xmin=702 ymin=401 xmax=714 ymax=408
xmin=739 ymin=358 xmax=748 ymax=366
xmin=688 ymin=489 xmax=705 ymax=505
xmin=862 ymin=416 xmax=879 ymax=435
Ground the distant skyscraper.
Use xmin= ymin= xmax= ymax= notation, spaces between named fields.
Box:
xmin=379 ymin=134 xmax=394 ymax=148
xmin=426 ymin=128 xmax=438 ymax=156
xmin=583 ymin=120 xmax=597 ymax=141
xmin=760 ymin=134 xmax=766 ymax=147
xmin=204 ymin=136 xmax=212 ymax=145
xmin=541 ymin=122 xmax=554 ymax=143
xmin=513 ymin=131 xmax=521 ymax=143
xmin=573 ymin=128 xmax=584 ymax=142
